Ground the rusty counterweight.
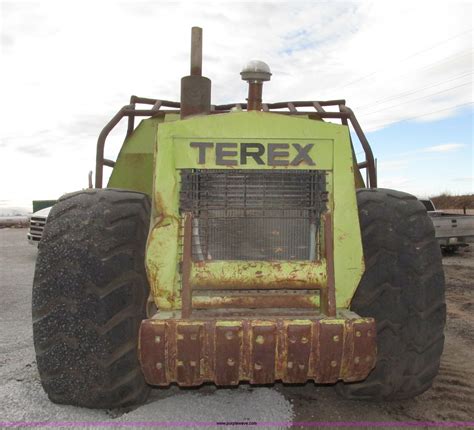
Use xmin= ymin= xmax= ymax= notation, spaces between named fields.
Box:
xmin=139 ymin=316 xmax=376 ymax=387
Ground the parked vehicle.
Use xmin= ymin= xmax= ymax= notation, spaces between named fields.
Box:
xmin=27 ymin=206 xmax=51 ymax=245
xmin=419 ymin=199 xmax=474 ymax=252
xmin=31 ymin=28 xmax=445 ymax=409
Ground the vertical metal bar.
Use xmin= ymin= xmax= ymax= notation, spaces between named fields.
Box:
xmin=247 ymin=82 xmax=263 ymax=111
xmin=95 ymin=106 xmax=129 ymax=188
xmin=339 ymin=104 xmax=348 ymax=127
xmin=340 ymin=106 xmax=377 ymax=188
xmin=181 ymin=213 xmax=193 ymax=318
xmin=125 ymin=105 xmax=135 ymax=139
xmin=181 ymin=27 xmax=210 ymax=118
xmin=321 ymin=212 xmax=336 ymax=317
xmin=340 ymin=104 xmax=367 ymax=188
xmin=190 ymin=27 xmax=203 ymax=76
xmin=126 ymin=96 xmax=137 ymax=139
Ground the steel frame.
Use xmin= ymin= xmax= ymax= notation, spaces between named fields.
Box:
xmin=95 ymin=96 xmax=377 ymax=189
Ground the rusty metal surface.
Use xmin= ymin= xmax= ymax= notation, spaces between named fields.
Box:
xmin=192 ymin=281 xmax=323 ymax=291
xmin=192 ymin=294 xmax=318 ymax=309
xmin=181 ymin=213 xmax=193 ymax=318
xmin=139 ymin=321 xmax=168 ymax=385
xmin=180 ymin=76 xmax=211 ymax=119
xmin=139 ymin=316 xmax=376 ymax=387
xmin=180 ymin=27 xmax=211 ymax=119
xmin=247 ymin=82 xmax=263 ymax=111
xmin=315 ymin=322 xmax=344 ymax=381
xmin=176 ymin=324 xmax=202 ymax=385
xmin=190 ymin=27 xmax=203 ymax=76
xmin=251 ymin=324 xmax=276 ymax=384
xmin=190 ymin=260 xmax=326 ymax=290
xmin=341 ymin=320 xmax=377 ymax=381
xmin=284 ymin=324 xmax=312 ymax=383
xmin=215 ymin=324 xmax=240 ymax=385
xmin=321 ymin=213 xmax=336 ymax=317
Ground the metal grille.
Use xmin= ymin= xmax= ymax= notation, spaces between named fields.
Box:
xmin=28 ymin=216 xmax=47 ymax=243
xmin=180 ymin=169 xmax=327 ymax=261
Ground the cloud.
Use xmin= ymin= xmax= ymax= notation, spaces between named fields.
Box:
xmin=16 ymin=143 xmax=49 ymax=157
xmin=421 ymin=143 xmax=466 ymax=153
xmin=0 ymin=0 xmax=473 ymax=206
xmin=378 ymin=176 xmax=415 ymax=189
xmin=377 ymin=159 xmax=410 ymax=171
xmin=452 ymin=177 xmax=474 ymax=182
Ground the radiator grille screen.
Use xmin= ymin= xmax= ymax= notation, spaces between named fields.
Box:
xmin=180 ymin=169 xmax=327 ymax=261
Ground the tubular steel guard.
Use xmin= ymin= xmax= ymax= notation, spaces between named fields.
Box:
xmin=96 ymin=97 xmax=377 ymax=189
xmin=139 ymin=316 xmax=376 ymax=387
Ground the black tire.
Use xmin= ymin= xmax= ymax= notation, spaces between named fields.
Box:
xmin=337 ymin=189 xmax=446 ymax=400
xmin=32 ymin=189 xmax=151 ymax=408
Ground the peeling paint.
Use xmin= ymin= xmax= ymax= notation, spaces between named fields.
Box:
xmin=145 ymin=111 xmax=364 ymax=312
xmin=191 ymin=260 xmax=327 ymax=292
xmin=139 ymin=316 xmax=376 ymax=386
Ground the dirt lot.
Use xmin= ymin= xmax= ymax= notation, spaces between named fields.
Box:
xmin=0 ymin=228 xmax=473 ymax=428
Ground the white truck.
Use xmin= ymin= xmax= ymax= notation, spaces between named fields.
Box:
xmin=27 ymin=206 xmax=52 ymax=245
xmin=420 ymin=198 xmax=474 ymax=252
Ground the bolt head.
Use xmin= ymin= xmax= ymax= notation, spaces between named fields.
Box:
xmin=240 ymin=60 xmax=272 ymax=82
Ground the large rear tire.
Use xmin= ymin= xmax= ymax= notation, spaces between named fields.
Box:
xmin=337 ymin=189 xmax=446 ymax=400
xmin=32 ymin=189 xmax=151 ymax=408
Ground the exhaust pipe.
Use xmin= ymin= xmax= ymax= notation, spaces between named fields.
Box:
xmin=180 ymin=27 xmax=211 ymax=118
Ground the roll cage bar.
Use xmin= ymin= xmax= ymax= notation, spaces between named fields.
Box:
xmin=95 ymin=96 xmax=377 ymax=189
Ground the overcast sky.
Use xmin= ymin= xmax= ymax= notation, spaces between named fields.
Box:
xmin=0 ymin=0 xmax=473 ymax=212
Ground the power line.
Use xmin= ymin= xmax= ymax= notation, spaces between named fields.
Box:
xmin=357 ymin=71 xmax=474 ymax=110
xmin=328 ymin=28 xmax=473 ymax=92
xmin=340 ymin=49 xmax=472 ymax=100
xmin=363 ymin=81 xmax=473 ymax=116
xmin=367 ymin=102 xmax=474 ymax=129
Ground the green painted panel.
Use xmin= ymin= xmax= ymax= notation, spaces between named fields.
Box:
xmin=331 ymin=127 xmax=365 ymax=307
xmin=32 ymin=200 xmax=57 ymax=213
xmin=146 ymin=111 xmax=364 ymax=310
xmin=146 ymin=216 xmax=181 ymax=309
xmin=107 ymin=118 xmax=159 ymax=195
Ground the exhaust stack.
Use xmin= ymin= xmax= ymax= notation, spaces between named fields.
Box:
xmin=180 ymin=27 xmax=211 ymax=118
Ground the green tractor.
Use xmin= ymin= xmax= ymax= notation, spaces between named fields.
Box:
xmin=32 ymin=28 xmax=445 ymax=408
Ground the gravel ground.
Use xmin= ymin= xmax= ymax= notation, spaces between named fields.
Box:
xmin=0 ymin=229 xmax=473 ymax=429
